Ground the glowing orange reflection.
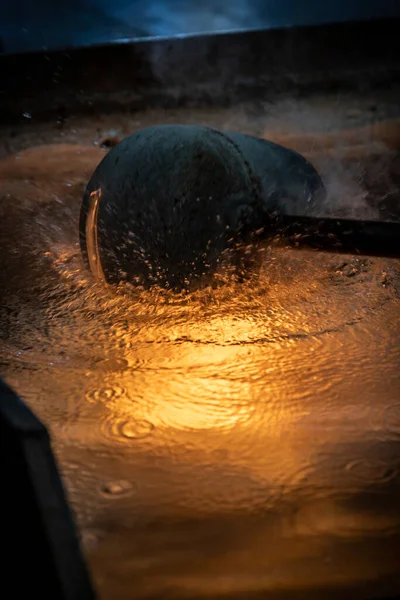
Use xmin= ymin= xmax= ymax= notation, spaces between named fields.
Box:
xmin=100 ymin=309 xmax=310 ymax=437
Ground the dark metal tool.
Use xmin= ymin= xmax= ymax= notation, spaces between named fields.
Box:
xmin=0 ymin=378 xmax=96 ymax=600
xmin=79 ymin=125 xmax=399 ymax=290
xmin=273 ymin=215 xmax=400 ymax=258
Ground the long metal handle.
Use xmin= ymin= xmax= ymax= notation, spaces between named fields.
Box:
xmin=272 ymin=215 xmax=400 ymax=258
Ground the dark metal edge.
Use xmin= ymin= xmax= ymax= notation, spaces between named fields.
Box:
xmin=0 ymin=18 xmax=399 ymax=125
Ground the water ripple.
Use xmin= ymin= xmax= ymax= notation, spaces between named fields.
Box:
xmin=100 ymin=415 xmax=155 ymax=443
xmin=382 ymin=404 xmax=400 ymax=440
xmin=86 ymin=385 xmax=127 ymax=405
xmin=345 ymin=458 xmax=399 ymax=485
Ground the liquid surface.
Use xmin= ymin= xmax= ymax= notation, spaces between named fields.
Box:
xmin=1 ymin=102 xmax=400 ymax=599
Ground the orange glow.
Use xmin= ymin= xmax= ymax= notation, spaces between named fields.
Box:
xmin=94 ymin=308 xmax=313 ymax=440
xmin=86 ymin=188 xmax=105 ymax=281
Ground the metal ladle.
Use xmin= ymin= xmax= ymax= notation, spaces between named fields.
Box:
xmin=80 ymin=124 xmax=400 ymax=289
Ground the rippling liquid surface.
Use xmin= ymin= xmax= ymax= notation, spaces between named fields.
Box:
xmin=1 ymin=141 xmax=400 ymax=600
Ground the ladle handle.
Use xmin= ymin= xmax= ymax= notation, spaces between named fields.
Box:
xmin=274 ymin=215 xmax=400 ymax=259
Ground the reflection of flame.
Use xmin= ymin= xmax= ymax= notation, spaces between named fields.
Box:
xmin=149 ymin=396 xmax=250 ymax=431
xmin=101 ymin=311 xmax=308 ymax=435
xmin=77 ymin=253 xmax=381 ymax=485
xmin=86 ymin=188 xmax=105 ymax=281
xmin=122 ymin=316 xmax=261 ymax=431
xmin=122 ymin=344 xmax=257 ymax=432
xmin=144 ymin=354 xmax=255 ymax=432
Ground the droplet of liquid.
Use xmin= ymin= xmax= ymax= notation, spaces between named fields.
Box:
xmin=98 ymin=479 xmax=137 ymax=498
xmin=86 ymin=385 xmax=126 ymax=404
xmin=100 ymin=415 xmax=155 ymax=443
xmin=121 ymin=419 xmax=155 ymax=439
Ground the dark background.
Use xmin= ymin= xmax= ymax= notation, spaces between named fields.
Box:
xmin=1 ymin=0 xmax=400 ymax=55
